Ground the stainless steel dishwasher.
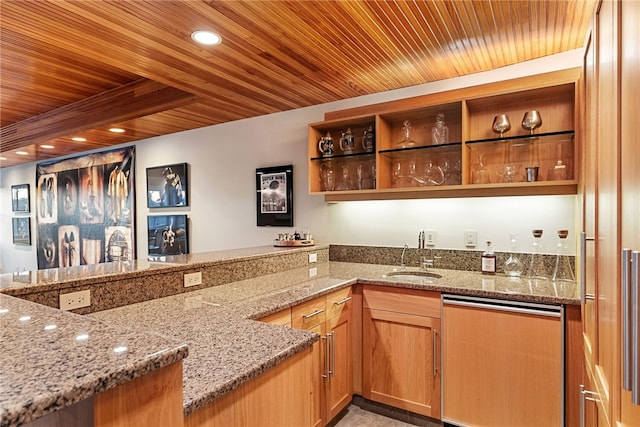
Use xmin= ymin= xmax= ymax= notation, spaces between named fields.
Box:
xmin=442 ymin=294 xmax=564 ymax=427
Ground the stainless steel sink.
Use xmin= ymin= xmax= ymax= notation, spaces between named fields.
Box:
xmin=383 ymin=270 xmax=442 ymax=280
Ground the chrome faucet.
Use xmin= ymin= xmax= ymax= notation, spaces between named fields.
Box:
xmin=400 ymin=244 xmax=409 ymax=270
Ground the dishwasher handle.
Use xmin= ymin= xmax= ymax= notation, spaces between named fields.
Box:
xmin=443 ymin=296 xmax=562 ymax=318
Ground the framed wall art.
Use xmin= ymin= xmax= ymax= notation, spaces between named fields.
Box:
xmin=147 ymin=215 xmax=188 ymax=255
xmin=11 ymin=184 xmax=30 ymax=212
xmin=12 ymin=217 xmax=31 ymax=245
xmin=256 ymin=165 xmax=293 ymax=227
xmin=35 ymin=146 xmax=135 ymax=269
xmin=146 ymin=163 xmax=188 ymax=208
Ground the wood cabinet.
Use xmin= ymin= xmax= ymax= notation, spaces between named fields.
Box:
xmin=185 ymin=348 xmax=312 ymax=427
xmin=292 ymin=287 xmax=353 ymax=426
xmin=581 ymin=1 xmax=640 ymax=426
xmin=309 ymin=69 xmax=580 ymax=202
xmin=362 ymin=285 xmax=440 ymax=419
xmin=442 ymin=296 xmax=563 ymax=426
xmin=258 ymin=308 xmax=292 ymax=327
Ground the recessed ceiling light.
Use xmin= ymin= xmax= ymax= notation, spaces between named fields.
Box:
xmin=40 ymin=144 xmax=55 ymax=149
xmin=16 ymin=151 xmax=29 ymax=156
xmin=191 ymin=30 xmax=222 ymax=45
xmin=109 ymin=128 xmax=125 ymax=133
xmin=72 ymin=137 xmax=86 ymax=142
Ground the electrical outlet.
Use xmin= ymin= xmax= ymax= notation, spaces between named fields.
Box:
xmin=309 ymin=267 xmax=318 ymax=277
xmin=308 ymin=253 xmax=318 ymax=263
xmin=425 ymin=230 xmax=436 ymax=246
xmin=59 ymin=290 xmax=91 ymax=311
xmin=465 ymin=230 xmax=478 ymax=248
xmin=184 ymin=271 xmax=202 ymax=288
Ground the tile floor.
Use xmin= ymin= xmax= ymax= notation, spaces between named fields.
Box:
xmin=333 ymin=405 xmax=417 ymax=427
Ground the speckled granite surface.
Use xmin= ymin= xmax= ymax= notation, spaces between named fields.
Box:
xmin=329 ymin=244 xmax=572 ymax=274
xmin=2 ymin=245 xmax=579 ymax=424
xmin=1 ymin=245 xmax=329 ymax=315
xmin=0 ymin=294 xmax=188 ymax=427
xmin=90 ymin=259 xmax=578 ymax=417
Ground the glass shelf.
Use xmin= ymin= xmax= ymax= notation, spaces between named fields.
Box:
xmin=465 ymin=130 xmax=574 ymax=146
xmin=310 ymin=152 xmax=375 ymax=162
xmin=379 ymin=142 xmax=462 ymax=159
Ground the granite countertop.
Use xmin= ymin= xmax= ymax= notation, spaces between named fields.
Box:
xmin=1 ymin=254 xmax=580 ymax=425
xmin=0 ymin=294 xmax=188 ymax=427
xmin=0 ymin=245 xmax=328 ymax=294
xmin=90 ymin=260 xmax=579 ymax=416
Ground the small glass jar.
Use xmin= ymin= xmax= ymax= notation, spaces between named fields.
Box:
xmin=527 ymin=229 xmax=548 ymax=279
xmin=552 ymin=230 xmax=575 ymax=282
xmin=503 ymin=234 xmax=524 ymax=277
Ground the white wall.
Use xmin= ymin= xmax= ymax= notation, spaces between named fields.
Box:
xmin=0 ymin=49 xmax=583 ymax=273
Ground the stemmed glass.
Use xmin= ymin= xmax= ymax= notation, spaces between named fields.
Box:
xmin=522 ymin=110 xmax=542 ymax=135
xmin=492 ymin=114 xmax=511 ymax=138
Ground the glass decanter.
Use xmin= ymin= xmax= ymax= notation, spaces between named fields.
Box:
xmin=431 ymin=113 xmax=449 ymax=145
xmin=527 ymin=229 xmax=549 ymax=279
xmin=552 ymin=230 xmax=575 ymax=282
xmin=503 ymin=234 xmax=524 ymax=277
xmin=472 ymin=154 xmax=490 ymax=184
xmin=397 ymin=120 xmax=418 ymax=148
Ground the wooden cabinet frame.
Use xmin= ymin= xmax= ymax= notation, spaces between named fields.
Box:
xmin=309 ymin=68 xmax=581 ymax=202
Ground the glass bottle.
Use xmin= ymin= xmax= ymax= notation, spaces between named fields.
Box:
xmin=431 ymin=113 xmax=449 ymax=145
xmin=552 ymin=230 xmax=575 ymax=282
xmin=397 ymin=120 xmax=417 ymax=148
xmin=481 ymin=241 xmax=497 ymax=275
xmin=503 ymin=234 xmax=524 ymax=277
xmin=527 ymin=229 xmax=548 ymax=279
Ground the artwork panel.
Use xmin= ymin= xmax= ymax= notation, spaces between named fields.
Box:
xmin=147 ymin=215 xmax=188 ymax=255
xmin=146 ymin=163 xmax=188 ymax=208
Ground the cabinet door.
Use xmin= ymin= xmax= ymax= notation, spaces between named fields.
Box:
xmin=620 ymin=0 xmax=640 ymax=424
xmin=442 ymin=302 xmax=562 ymax=427
xmin=308 ymin=322 xmax=326 ymax=427
xmin=362 ymin=307 xmax=440 ymax=418
xmin=589 ymin=1 xmax=620 ymax=425
xmin=325 ymin=310 xmax=353 ymax=421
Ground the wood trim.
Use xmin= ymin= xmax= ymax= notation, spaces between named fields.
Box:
xmin=565 ymin=304 xmax=584 ymax=427
xmin=1 ymin=79 xmax=198 ymax=151
xmin=94 ymin=361 xmax=184 ymax=427
xmin=362 ymin=285 xmax=440 ymax=318
xmin=322 ymin=181 xmax=578 ymax=202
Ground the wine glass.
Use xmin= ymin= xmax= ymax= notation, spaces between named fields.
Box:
xmin=522 ymin=110 xmax=542 ymax=135
xmin=492 ymin=114 xmax=511 ymax=138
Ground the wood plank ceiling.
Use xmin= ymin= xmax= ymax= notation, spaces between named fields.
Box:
xmin=0 ymin=0 xmax=596 ymax=169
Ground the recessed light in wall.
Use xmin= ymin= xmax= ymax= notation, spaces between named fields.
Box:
xmin=191 ymin=30 xmax=222 ymax=45
xmin=0 ymin=157 xmax=6 ymax=161
xmin=40 ymin=144 xmax=55 ymax=149
xmin=109 ymin=128 xmax=125 ymax=133
xmin=16 ymin=151 xmax=29 ymax=156
xmin=72 ymin=137 xmax=87 ymax=142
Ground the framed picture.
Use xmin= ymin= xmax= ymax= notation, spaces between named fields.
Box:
xmin=36 ymin=146 xmax=136 ymax=269
xmin=147 ymin=215 xmax=188 ymax=255
xmin=11 ymin=184 xmax=30 ymax=212
xmin=256 ymin=165 xmax=293 ymax=227
xmin=12 ymin=217 xmax=31 ymax=245
xmin=146 ymin=163 xmax=188 ymax=208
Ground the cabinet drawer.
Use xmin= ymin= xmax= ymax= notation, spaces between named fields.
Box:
xmin=292 ymin=296 xmax=326 ymax=330
xmin=363 ymin=285 xmax=440 ymax=318
xmin=259 ymin=308 xmax=292 ymax=327
xmin=326 ymin=287 xmax=352 ymax=320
